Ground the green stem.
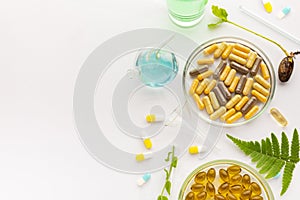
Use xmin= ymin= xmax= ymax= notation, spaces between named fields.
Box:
xmin=226 ymin=20 xmax=290 ymax=56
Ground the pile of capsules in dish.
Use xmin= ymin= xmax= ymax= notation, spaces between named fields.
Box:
xmin=189 ymin=42 xmax=271 ymax=124
xmin=184 ymin=165 xmax=264 ymax=200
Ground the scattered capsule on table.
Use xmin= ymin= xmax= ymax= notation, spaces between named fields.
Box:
xmin=185 ymin=191 xmax=195 ymax=200
xmin=242 ymin=174 xmax=251 ymax=189
xmin=145 ymin=114 xmax=164 ymax=123
xmin=240 ymin=189 xmax=252 ymax=200
xmin=226 ymin=94 xmax=242 ymax=109
xmin=143 ymin=138 xmax=152 ymax=149
xmin=251 ymin=90 xmax=267 ymax=103
xmin=206 ymin=182 xmax=216 ymax=197
xmin=253 ymin=82 xmax=269 ymax=97
xmin=232 ymin=48 xmax=249 ymax=59
xmin=226 ymin=112 xmax=243 ymax=124
xmin=224 ymin=69 xmax=237 ymax=86
xmin=220 ymin=65 xmax=231 ymax=81
xmin=135 ymin=151 xmax=153 ymax=162
xmin=242 ymin=78 xmax=254 ymax=96
xmin=250 ymin=195 xmax=263 ymax=200
xmin=214 ymin=60 xmax=227 ymax=79
xmin=136 ymin=173 xmax=151 ymax=186
xmin=203 ymin=96 xmax=214 ymax=115
xmin=189 ymin=145 xmax=202 ymax=155
xmin=220 ymin=108 xmax=236 ymax=122
xmin=197 ymin=58 xmax=214 ymax=65
xmin=191 ymin=183 xmax=205 ymax=193
xmin=218 ymin=182 xmax=230 ymax=195
xmin=254 ymin=74 xmax=271 ymax=89
xmin=241 ymin=96 xmax=257 ymax=114
xmin=235 ymin=75 xmax=247 ymax=95
xmin=193 ymin=93 xmax=205 ymax=110
xmin=246 ymin=52 xmax=257 ymax=68
xmin=196 ymin=78 xmax=210 ymax=95
xmin=205 ymin=79 xmax=217 ymax=94
xmin=218 ymin=82 xmax=232 ymax=100
xmin=230 ymin=174 xmax=242 ymax=184
xmin=229 ymin=184 xmax=243 ymax=195
xmin=229 ymin=76 xmax=240 ymax=93
xmin=260 ymin=62 xmax=270 ymax=80
xmin=209 ymin=91 xmax=220 ymax=110
xmin=198 ymin=70 xmax=214 ymax=81
xmin=215 ymin=194 xmax=226 ymax=200
xmin=227 ymin=165 xmax=242 ymax=175
xmin=244 ymin=105 xmax=259 ymax=120
xmin=207 ymin=168 xmax=216 ymax=182
xmin=219 ymin=169 xmax=230 ymax=182
xmin=229 ymin=53 xmax=247 ymax=65
xmin=189 ymin=65 xmax=209 ymax=77
xmin=250 ymin=57 xmax=262 ymax=76
xmin=210 ymin=106 xmax=226 ymax=120
xmin=222 ymin=44 xmax=233 ymax=59
xmin=234 ymin=43 xmax=251 ymax=53
xmin=197 ymin=191 xmax=207 ymax=200
xmin=230 ymin=61 xmax=249 ymax=75
xmin=213 ymin=87 xmax=227 ymax=106
xmin=204 ymin=43 xmax=218 ymax=55
xmin=214 ymin=42 xmax=228 ymax=58
xmin=249 ymin=182 xmax=262 ymax=196
xmin=270 ymin=107 xmax=288 ymax=127
xmin=235 ymin=96 xmax=249 ymax=111
xmin=195 ymin=171 xmax=206 ymax=184
xmin=226 ymin=193 xmax=238 ymax=200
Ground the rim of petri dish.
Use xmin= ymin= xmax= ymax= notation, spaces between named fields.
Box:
xmin=178 ymin=159 xmax=275 ymax=200
xmin=182 ymin=36 xmax=276 ymax=127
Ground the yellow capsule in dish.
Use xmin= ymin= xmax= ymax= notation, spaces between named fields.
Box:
xmin=214 ymin=42 xmax=228 ymax=58
xmin=235 ymin=96 xmax=249 ymax=111
xmin=226 ymin=112 xmax=243 ymax=124
xmin=222 ymin=44 xmax=233 ymax=59
xmin=260 ymin=62 xmax=270 ymax=80
xmin=224 ymin=69 xmax=237 ymax=86
xmin=189 ymin=78 xmax=199 ymax=94
xmin=203 ymin=43 xmax=218 ymax=55
xmin=244 ymin=105 xmax=259 ymax=120
xmin=246 ymin=51 xmax=257 ymax=68
xmin=220 ymin=65 xmax=231 ymax=81
xmin=229 ymin=76 xmax=240 ymax=93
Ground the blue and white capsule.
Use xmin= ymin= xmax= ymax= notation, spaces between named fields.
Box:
xmin=136 ymin=173 xmax=151 ymax=186
xmin=278 ymin=6 xmax=291 ymax=19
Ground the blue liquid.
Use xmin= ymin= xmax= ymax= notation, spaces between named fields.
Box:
xmin=136 ymin=49 xmax=178 ymax=87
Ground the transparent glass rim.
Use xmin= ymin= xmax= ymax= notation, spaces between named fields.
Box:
xmin=178 ymin=159 xmax=275 ymax=200
xmin=182 ymin=36 xmax=276 ymax=127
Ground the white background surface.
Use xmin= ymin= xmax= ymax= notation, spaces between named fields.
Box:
xmin=1 ymin=0 xmax=300 ymax=199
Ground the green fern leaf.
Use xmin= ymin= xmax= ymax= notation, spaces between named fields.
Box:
xmin=256 ymin=155 xmax=271 ymax=168
xmin=271 ymin=133 xmax=280 ymax=158
xmin=259 ymin=157 xmax=276 ymax=174
xmin=281 ymin=162 xmax=296 ymax=195
xmin=281 ymin=132 xmax=289 ymax=160
xmin=250 ymin=151 xmax=261 ymax=162
xmin=266 ymin=138 xmax=273 ymax=156
xmin=291 ymin=128 xmax=299 ymax=163
xmin=255 ymin=141 xmax=261 ymax=152
xmin=266 ymin=159 xmax=285 ymax=179
xmin=261 ymin=139 xmax=266 ymax=154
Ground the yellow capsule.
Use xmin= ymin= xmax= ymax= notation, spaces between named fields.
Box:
xmin=196 ymin=78 xmax=210 ymax=94
xmin=196 ymin=191 xmax=207 ymax=200
xmin=222 ymin=44 xmax=233 ymax=59
xmin=195 ymin=171 xmax=206 ymax=184
xmin=226 ymin=193 xmax=238 ymax=200
xmin=242 ymin=78 xmax=254 ymax=96
xmin=227 ymin=165 xmax=242 ymax=175
xmin=246 ymin=52 xmax=257 ymax=68
xmin=193 ymin=93 xmax=205 ymax=110
xmin=229 ymin=54 xmax=247 ymax=65
xmin=251 ymin=90 xmax=267 ymax=103
xmin=203 ymin=96 xmax=214 ymax=115
xmin=232 ymin=48 xmax=249 ymax=59
xmin=244 ymin=105 xmax=259 ymax=120
xmin=235 ymin=96 xmax=249 ymax=111
xmin=191 ymin=183 xmax=205 ymax=193
xmin=135 ymin=152 xmax=152 ymax=162
xmin=214 ymin=42 xmax=228 ymax=58
xmin=185 ymin=191 xmax=195 ymax=200
xmin=219 ymin=169 xmax=230 ymax=182
xmin=230 ymin=174 xmax=242 ymax=184
xmin=209 ymin=92 xmax=220 ymax=110
xmin=220 ymin=65 xmax=231 ymax=81
xmin=207 ymin=168 xmax=216 ymax=182
xmin=143 ymin=138 xmax=152 ymax=149
xmin=189 ymin=78 xmax=199 ymax=94
xmin=226 ymin=112 xmax=242 ymax=124
xmin=254 ymin=74 xmax=271 ymax=89
xmin=270 ymin=107 xmax=288 ymax=127
xmin=145 ymin=114 xmax=155 ymax=123
xmin=204 ymin=79 xmax=217 ymax=94
xmin=263 ymin=1 xmax=272 ymax=13
xmin=250 ymin=195 xmax=263 ymax=200
xmin=218 ymin=182 xmax=230 ymax=195
xmin=220 ymin=108 xmax=236 ymax=122
xmin=229 ymin=184 xmax=243 ymax=195
xmin=260 ymin=62 xmax=270 ymax=80
xmin=215 ymin=194 xmax=226 ymax=200
xmin=226 ymin=94 xmax=242 ymax=109
xmin=197 ymin=58 xmax=214 ymax=65
xmin=206 ymin=182 xmax=215 ymax=197
xmin=197 ymin=70 xmax=214 ymax=81
xmin=253 ymin=82 xmax=269 ymax=96
xmin=204 ymin=43 xmax=218 ymax=55
xmin=242 ymin=174 xmax=251 ymax=189
xmin=229 ymin=76 xmax=240 ymax=93
xmin=240 ymin=189 xmax=252 ymax=200
xmin=224 ymin=69 xmax=237 ymax=86
xmin=250 ymin=182 xmax=262 ymax=196
xmin=210 ymin=106 xmax=226 ymax=120
xmin=189 ymin=146 xmax=201 ymax=154
xmin=234 ymin=43 xmax=250 ymax=53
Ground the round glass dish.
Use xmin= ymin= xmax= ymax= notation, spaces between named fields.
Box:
xmin=178 ymin=159 xmax=274 ymax=200
xmin=182 ymin=37 xmax=276 ymax=127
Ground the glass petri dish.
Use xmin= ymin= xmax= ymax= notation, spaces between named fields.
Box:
xmin=182 ymin=37 xmax=276 ymax=127
xmin=178 ymin=159 xmax=275 ymax=200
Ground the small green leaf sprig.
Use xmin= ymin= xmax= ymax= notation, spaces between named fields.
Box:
xmin=227 ymin=128 xmax=299 ymax=195
xmin=157 ymin=146 xmax=178 ymax=200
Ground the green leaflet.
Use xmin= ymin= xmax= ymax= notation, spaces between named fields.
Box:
xmin=227 ymin=128 xmax=299 ymax=196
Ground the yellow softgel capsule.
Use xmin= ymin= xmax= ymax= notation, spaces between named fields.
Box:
xmin=189 ymin=146 xmax=201 ymax=154
xmin=196 ymin=191 xmax=207 ymax=200
xmin=195 ymin=171 xmax=206 ymax=184
xmin=234 ymin=43 xmax=250 ymax=53
xmin=242 ymin=174 xmax=251 ymax=189
xmin=226 ymin=112 xmax=242 ymax=124
xmin=260 ymin=62 xmax=270 ymax=80
xmin=230 ymin=174 xmax=242 ymax=184
xmin=220 ymin=65 xmax=231 ymax=81
xmin=185 ymin=191 xmax=195 ymax=200
xmin=143 ymin=138 xmax=152 ymax=149
xmin=224 ymin=69 xmax=237 ymax=86
xmin=210 ymin=106 xmax=226 ymax=120
xmin=240 ymin=189 xmax=252 ymax=200
xmin=193 ymin=93 xmax=205 ymax=110
xmin=197 ymin=58 xmax=214 ymax=65
xmin=203 ymin=96 xmax=214 ymax=115
xmin=196 ymin=78 xmax=210 ymax=95
xmin=226 ymin=193 xmax=238 ymax=200
xmin=230 ymin=184 xmax=243 ymax=195
xmin=222 ymin=44 xmax=233 ymax=59
xmin=191 ymin=183 xmax=205 ymax=193
xmin=232 ymin=48 xmax=249 ymax=59
xmin=246 ymin=52 xmax=257 ymax=68
xmin=254 ymin=74 xmax=271 ymax=89
xmin=244 ymin=105 xmax=259 ymax=120
xmin=250 ymin=195 xmax=263 ymax=200
xmin=189 ymin=78 xmax=199 ymax=94
xmin=204 ymin=79 xmax=217 ymax=94
xmin=215 ymin=194 xmax=226 ymax=200
xmin=203 ymin=43 xmax=218 ymax=55
xmin=220 ymin=108 xmax=236 ymax=122
xmin=251 ymin=90 xmax=267 ymax=103
xmin=253 ymin=82 xmax=269 ymax=96
xmin=270 ymin=107 xmax=288 ymax=126
xmin=219 ymin=169 xmax=230 ymax=182
xmin=135 ymin=152 xmax=152 ymax=162
xmin=197 ymin=70 xmax=214 ymax=81
xmin=218 ymin=182 xmax=230 ymax=195
xmin=209 ymin=91 xmax=220 ymax=110
xmin=214 ymin=42 xmax=228 ymax=58
xmin=229 ymin=76 xmax=240 ymax=93
xmin=207 ymin=168 xmax=216 ymax=182
xmin=227 ymin=165 xmax=241 ymax=175
xmin=226 ymin=94 xmax=242 ymax=109
xmin=242 ymin=77 xmax=254 ymax=96
xmin=235 ymin=96 xmax=249 ymax=111
xmin=229 ymin=53 xmax=247 ymax=65
xmin=206 ymin=182 xmax=215 ymax=197
xmin=250 ymin=182 xmax=262 ymax=196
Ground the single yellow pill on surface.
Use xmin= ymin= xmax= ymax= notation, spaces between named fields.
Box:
xmin=193 ymin=93 xmax=205 ymax=110
xmin=197 ymin=58 xmax=214 ymax=65
xmin=226 ymin=94 xmax=242 ymax=109
xmin=229 ymin=54 xmax=247 ymax=65
xmin=189 ymin=78 xmax=199 ymax=94
xmin=232 ymin=48 xmax=249 ymax=59
xmin=224 ymin=69 xmax=237 ymax=86
xmin=203 ymin=96 xmax=214 ymax=115
xmin=204 ymin=79 xmax=217 ymax=94
xmin=189 ymin=146 xmax=201 ymax=154
xmin=220 ymin=108 xmax=236 ymax=122
xmin=263 ymin=0 xmax=272 ymax=13
xmin=197 ymin=70 xmax=214 ymax=81
xmin=196 ymin=78 xmax=210 ymax=94
xmin=203 ymin=43 xmax=218 ymax=55
xmin=234 ymin=43 xmax=250 ymax=53
xmin=229 ymin=76 xmax=240 ymax=93
xmin=220 ymin=65 xmax=231 ymax=81
xmin=210 ymin=106 xmax=226 ymax=120
xmin=260 ymin=62 xmax=270 ymax=80
xmin=242 ymin=77 xmax=254 ymax=96
xmin=135 ymin=152 xmax=152 ymax=162
xmin=143 ymin=138 xmax=152 ymax=149
xmin=253 ymin=82 xmax=270 ymax=96
xmin=145 ymin=114 xmax=164 ymax=123
xmin=254 ymin=74 xmax=271 ymax=89
xmin=209 ymin=91 xmax=220 ymax=110
xmin=246 ymin=52 xmax=257 ymax=68
xmin=270 ymin=107 xmax=288 ymax=126
xmin=235 ymin=96 xmax=249 ymax=111
xmin=251 ymin=90 xmax=267 ymax=103
xmin=244 ymin=105 xmax=259 ymax=120
xmin=226 ymin=112 xmax=243 ymax=124
xmin=222 ymin=44 xmax=233 ymax=59
xmin=214 ymin=42 xmax=228 ymax=58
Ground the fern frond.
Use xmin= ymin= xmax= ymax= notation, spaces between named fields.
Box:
xmin=259 ymin=157 xmax=276 ymax=174
xmin=250 ymin=151 xmax=261 ymax=162
xmin=266 ymin=138 xmax=273 ymax=156
xmin=281 ymin=132 xmax=289 ymax=160
xmin=254 ymin=141 xmax=261 ymax=152
xmin=291 ymin=128 xmax=299 ymax=163
xmin=281 ymin=162 xmax=295 ymax=195
xmin=266 ymin=159 xmax=285 ymax=179
xmin=271 ymin=133 xmax=280 ymax=158
xmin=256 ymin=155 xmax=271 ymax=168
